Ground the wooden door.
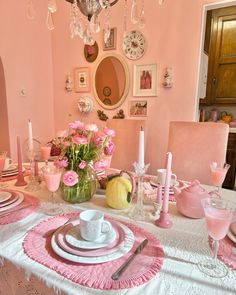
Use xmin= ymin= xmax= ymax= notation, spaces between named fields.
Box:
xmin=206 ymin=6 xmax=236 ymax=105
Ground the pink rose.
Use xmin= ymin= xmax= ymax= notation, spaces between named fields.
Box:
xmin=104 ymin=141 xmax=115 ymax=155
xmin=93 ymin=159 xmax=108 ymax=171
xmin=54 ymin=157 xmax=68 ymax=168
xmin=79 ymin=160 xmax=87 ymax=169
xmin=93 ymin=131 xmax=105 ymax=147
xmin=63 ymin=170 xmax=79 ymax=186
xmin=85 ymin=124 xmax=98 ymax=132
xmin=72 ymin=135 xmax=88 ymax=145
xmin=68 ymin=120 xmax=84 ymax=130
xmin=103 ymin=127 xmax=115 ymax=137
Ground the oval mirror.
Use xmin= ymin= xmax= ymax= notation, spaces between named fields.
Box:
xmin=93 ymin=54 xmax=129 ymax=110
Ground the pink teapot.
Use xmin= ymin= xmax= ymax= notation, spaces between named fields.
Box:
xmin=173 ymin=180 xmax=212 ymax=219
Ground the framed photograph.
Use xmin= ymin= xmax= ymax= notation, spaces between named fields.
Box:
xmin=84 ymin=41 xmax=99 ymax=63
xmin=74 ymin=67 xmax=90 ymax=92
xmin=129 ymin=100 xmax=148 ymax=117
xmin=133 ymin=64 xmax=158 ymax=96
xmin=103 ymin=27 xmax=117 ymax=51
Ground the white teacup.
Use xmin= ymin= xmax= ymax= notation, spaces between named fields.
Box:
xmin=156 ymin=168 xmax=177 ymax=186
xmin=3 ymin=157 xmax=12 ymax=170
xmin=79 ymin=210 xmax=111 ymax=241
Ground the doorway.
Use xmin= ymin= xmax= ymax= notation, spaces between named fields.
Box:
xmin=0 ymin=57 xmax=10 ymax=153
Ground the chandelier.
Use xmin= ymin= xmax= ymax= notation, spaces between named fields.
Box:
xmin=27 ymin=0 xmax=165 ymax=45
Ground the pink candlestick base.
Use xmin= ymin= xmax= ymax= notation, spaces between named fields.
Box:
xmin=155 ymin=211 xmax=173 ymax=229
xmin=15 ymin=174 xmax=27 ymax=186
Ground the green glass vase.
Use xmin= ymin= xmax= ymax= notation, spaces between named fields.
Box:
xmin=61 ymin=168 xmax=97 ymax=203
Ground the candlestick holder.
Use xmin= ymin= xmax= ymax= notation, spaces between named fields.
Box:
xmin=129 ymin=162 xmax=150 ymax=221
xmin=15 ymin=172 xmax=27 ymax=186
xmin=155 ymin=211 xmax=173 ymax=228
xmin=25 ymin=149 xmax=40 ymax=192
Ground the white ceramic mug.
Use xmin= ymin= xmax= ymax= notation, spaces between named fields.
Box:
xmin=3 ymin=157 xmax=12 ymax=170
xmin=79 ymin=210 xmax=111 ymax=241
xmin=156 ymin=168 xmax=177 ymax=186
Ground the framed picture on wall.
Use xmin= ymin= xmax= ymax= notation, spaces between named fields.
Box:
xmin=74 ymin=67 xmax=90 ymax=92
xmin=133 ymin=64 xmax=158 ymax=96
xmin=129 ymin=100 xmax=148 ymax=117
xmin=103 ymin=27 xmax=117 ymax=50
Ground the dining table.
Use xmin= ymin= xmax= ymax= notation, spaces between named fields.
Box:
xmin=0 ymin=168 xmax=236 ymax=295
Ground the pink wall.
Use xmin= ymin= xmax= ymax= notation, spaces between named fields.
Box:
xmin=0 ymin=0 xmax=55 ymax=161
xmin=0 ymin=0 xmax=232 ymax=170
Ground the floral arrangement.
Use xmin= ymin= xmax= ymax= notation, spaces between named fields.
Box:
xmin=52 ymin=120 xmax=115 ymax=203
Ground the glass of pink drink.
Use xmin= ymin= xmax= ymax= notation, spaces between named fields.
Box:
xmin=40 ymin=146 xmax=51 ymax=166
xmin=43 ymin=165 xmax=62 ymax=215
xmin=198 ymin=197 xmax=234 ymax=278
xmin=210 ymin=162 xmax=230 ymax=196
xmin=0 ymin=151 xmax=7 ymax=188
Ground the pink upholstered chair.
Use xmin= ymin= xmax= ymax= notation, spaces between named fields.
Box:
xmin=106 ymin=119 xmax=146 ymax=171
xmin=167 ymin=121 xmax=229 ymax=185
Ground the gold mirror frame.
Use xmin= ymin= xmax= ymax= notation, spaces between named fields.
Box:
xmin=93 ymin=53 xmax=130 ymax=110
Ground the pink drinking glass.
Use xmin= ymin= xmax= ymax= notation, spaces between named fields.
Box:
xmin=40 ymin=145 xmax=51 ymax=166
xmin=210 ymin=162 xmax=230 ymax=196
xmin=42 ymin=165 xmax=62 ymax=216
xmin=0 ymin=151 xmax=7 ymax=188
xmin=198 ymin=197 xmax=234 ymax=278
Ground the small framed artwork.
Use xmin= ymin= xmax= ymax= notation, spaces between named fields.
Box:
xmin=74 ymin=67 xmax=90 ymax=92
xmin=84 ymin=41 xmax=99 ymax=63
xmin=103 ymin=28 xmax=117 ymax=51
xmin=129 ymin=100 xmax=148 ymax=117
xmin=133 ymin=64 xmax=158 ymax=96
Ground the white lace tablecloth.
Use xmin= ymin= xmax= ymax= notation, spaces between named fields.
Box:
xmin=0 ymin=180 xmax=236 ymax=295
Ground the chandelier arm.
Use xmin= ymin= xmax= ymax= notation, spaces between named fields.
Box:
xmin=65 ymin=0 xmax=119 ymax=8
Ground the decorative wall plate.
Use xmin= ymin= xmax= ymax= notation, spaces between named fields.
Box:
xmin=123 ymin=30 xmax=147 ymax=60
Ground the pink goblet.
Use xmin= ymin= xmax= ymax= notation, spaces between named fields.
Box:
xmin=43 ymin=165 xmax=62 ymax=216
xmin=210 ymin=162 xmax=230 ymax=196
xmin=198 ymin=197 xmax=234 ymax=278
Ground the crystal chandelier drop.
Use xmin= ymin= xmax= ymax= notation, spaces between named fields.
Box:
xmin=27 ymin=0 xmax=165 ymax=46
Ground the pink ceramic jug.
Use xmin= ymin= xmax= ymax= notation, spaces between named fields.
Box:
xmin=173 ymin=180 xmax=212 ymax=219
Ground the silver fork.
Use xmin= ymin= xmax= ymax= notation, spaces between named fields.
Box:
xmin=44 ymin=215 xmax=77 ymax=238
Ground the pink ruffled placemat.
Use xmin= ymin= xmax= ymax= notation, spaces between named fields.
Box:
xmin=209 ymin=236 xmax=236 ymax=270
xmin=23 ymin=212 xmax=165 ymax=290
xmin=0 ymin=190 xmax=40 ymax=225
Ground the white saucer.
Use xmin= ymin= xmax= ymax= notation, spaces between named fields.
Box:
xmin=0 ymin=192 xmax=24 ymax=212
xmin=3 ymin=165 xmax=17 ymax=172
xmin=65 ymin=222 xmax=116 ymax=250
xmin=150 ymin=177 xmax=179 ymax=188
xmin=51 ymin=221 xmax=134 ymax=264
xmin=0 ymin=191 xmax=12 ymax=203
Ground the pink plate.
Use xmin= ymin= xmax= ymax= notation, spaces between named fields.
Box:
xmin=56 ymin=220 xmax=126 ymax=257
xmin=230 ymin=222 xmax=236 ymax=236
xmin=0 ymin=191 xmax=19 ymax=208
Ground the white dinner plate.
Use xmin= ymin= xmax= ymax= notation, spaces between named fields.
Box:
xmin=0 ymin=192 xmax=24 ymax=212
xmin=65 ymin=222 xmax=116 ymax=250
xmin=0 ymin=194 xmax=19 ymax=208
xmin=3 ymin=165 xmax=17 ymax=172
xmin=227 ymin=230 xmax=236 ymax=244
xmin=51 ymin=221 xmax=134 ymax=264
xmin=0 ymin=191 xmax=12 ymax=203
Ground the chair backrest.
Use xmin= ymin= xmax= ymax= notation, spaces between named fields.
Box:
xmin=167 ymin=121 xmax=229 ymax=185
xmin=106 ymin=119 xmax=146 ymax=171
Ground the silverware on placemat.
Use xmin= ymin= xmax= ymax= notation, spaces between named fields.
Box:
xmin=111 ymin=238 xmax=148 ymax=280
xmin=0 ymin=203 xmax=32 ymax=219
xmin=44 ymin=216 xmax=78 ymax=238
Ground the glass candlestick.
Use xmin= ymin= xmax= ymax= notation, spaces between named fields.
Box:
xmin=25 ymin=149 xmax=40 ymax=192
xmin=129 ymin=162 xmax=150 ymax=221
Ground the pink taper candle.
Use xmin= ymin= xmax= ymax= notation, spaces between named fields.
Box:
xmin=15 ymin=136 xmax=27 ymax=186
xmin=162 ymin=152 xmax=172 ymax=213
xmin=17 ymin=136 xmax=23 ymax=174
xmin=157 ymin=184 xmax=162 ymax=206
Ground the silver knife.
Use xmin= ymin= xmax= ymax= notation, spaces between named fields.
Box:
xmin=0 ymin=203 xmax=32 ymax=219
xmin=111 ymin=239 xmax=148 ymax=280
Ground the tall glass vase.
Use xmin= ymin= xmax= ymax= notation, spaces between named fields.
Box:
xmin=61 ymin=167 xmax=97 ymax=203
